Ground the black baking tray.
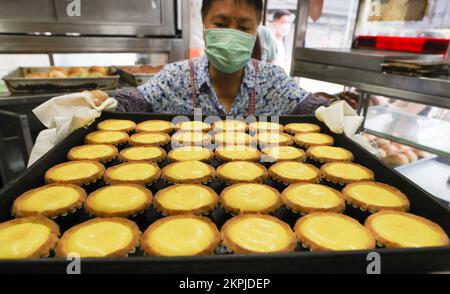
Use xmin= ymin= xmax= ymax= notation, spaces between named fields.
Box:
xmin=0 ymin=112 xmax=449 ymax=274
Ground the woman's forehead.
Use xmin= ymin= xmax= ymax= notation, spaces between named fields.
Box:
xmin=205 ymin=0 xmax=260 ymax=23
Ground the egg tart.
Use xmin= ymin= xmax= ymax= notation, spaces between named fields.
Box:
xmin=269 ymin=162 xmax=320 ymax=185
xmin=12 ymin=184 xmax=86 ymax=218
xmin=45 ymin=161 xmax=105 ymax=186
xmin=171 ymin=131 xmax=212 ymax=146
xmin=213 ymin=120 xmax=248 ymax=133
xmin=294 ymin=133 xmax=334 ymax=148
xmin=135 ymin=120 xmax=173 ymax=133
xmin=104 ymin=162 xmax=161 ymax=186
xmin=141 ymin=215 xmax=220 ymax=256
xmin=281 ymin=183 xmax=345 ymax=215
xmin=129 ymin=132 xmax=171 ymax=147
xmin=321 ymin=162 xmax=375 ymax=185
xmin=167 ymin=146 xmax=214 ymax=162
xmin=85 ymin=130 xmax=129 ymax=146
xmin=307 ymin=146 xmax=354 ymax=163
xmin=213 ymin=132 xmax=254 ymax=147
xmin=285 ymin=123 xmax=321 ymax=135
xmin=85 ymin=184 xmax=153 ymax=218
xmin=68 ymin=144 xmax=118 ymax=163
xmin=176 ymin=121 xmax=212 ymax=132
xmin=295 ymin=213 xmax=376 ymax=252
xmin=365 ymin=211 xmax=449 ymax=249
xmin=249 ymin=122 xmax=284 ymax=134
xmin=162 ymin=161 xmax=215 ymax=184
xmin=220 ymin=184 xmax=282 ymax=215
xmin=256 ymin=132 xmax=294 ymax=147
xmin=56 ymin=218 xmax=140 ymax=258
xmin=0 ymin=217 xmax=59 ymax=259
xmin=221 ymin=214 xmax=296 ymax=254
xmin=215 ymin=145 xmax=261 ymax=162
xmin=97 ymin=119 xmax=136 ymax=133
xmin=261 ymin=146 xmax=306 ymax=163
xmin=119 ymin=146 xmax=166 ymax=163
xmin=342 ymin=182 xmax=410 ymax=213
xmin=217 ymin=161 xmax=268 ymax=184
xmin=154 ymin=184 xmax=218 ymax=216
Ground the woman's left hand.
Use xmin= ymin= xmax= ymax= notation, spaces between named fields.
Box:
xmin=84 ymin=90 xmax=109 ymax=106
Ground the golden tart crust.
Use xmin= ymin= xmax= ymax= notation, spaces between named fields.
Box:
xmin=12 ymin=184 xmax=87 ymax=218
xmin=307 ymin=146 xmax=354 ymax=163
xmin=256 ymin=132 xmax=294 ymax=147
xmin=221 ymin=214 xmax=296 ymax=254
xmin=167 ymin=146 xmax=214 ymax=162
xmin=162 ymin=161 xmax=216 ymax=184
xmin=129 ymin=132 xmax=171 ymax=147
xmin=118 ymin=146 xmax=166 ymax=163
xmin=105 ymin=162 xmax=161 ymax=185
xmin=294 ymin=133 xmax=334 ymax=148
xmin=85 ymin=130 xmax=129 ymax=146
xmin=141 ymin=215 xmax=220 ymax=257
xmin=220 ymin=184 xmax=282 ymax=215
xmin=175 ymin=121 xmax=212 ymax=132
xmin=213 ymin=132 xmax=254 ymax=146
xmin=295 ymin=213 xmax=376 ymax=252
xmin=261 ymin=146 xmax=306 ymax=163
xmin=217 ymin=161 xmax=269 ymax=184
xmin=249 ymin=122 xmax=284 ymax=134
xmin=45 ymin=161 xmax=105 ymax=186
xmin=135 ymin=120 xmax=173 ymax=133
xmin=97 ymin=119 xmax=136 ymax=133
xmin=56 ymin=218 xmax=140 ymax=258
xmin=342 ymin=182 xmax=410 ymax=213
xmin=281 ymin=183 xmax=345 ymax=215
xmin=85 ymin=184 xmax=153 ymax=218
xmin=365 ymin=211 xmax=450 ymax=249
xmin=0 ymin=217 xmax=59 ymax=259
xmin=285 ymin=123 xmax=321 ymax=135
xmin=215 ymin=146 xmax=261 ymax=162
xmin=171 ymin=131 xmax=212 ymax=146
xmin=321 ymin=162 xmax=375 ymax=184
xmin=269 ymin=161 xmax=320 ymax=185
xmin=68 ymin=144 xmax=118 ymax=163
xmin=212 ymin=120 xmax=248 ymax=133
xmin=154 ymin=184 xmax=218 ymax=216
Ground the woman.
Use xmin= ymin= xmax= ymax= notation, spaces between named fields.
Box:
xmin=92 ymin=0 xmax=334 ymax=116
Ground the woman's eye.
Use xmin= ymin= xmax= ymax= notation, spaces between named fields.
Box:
xmin=214 ymin=23 xmax=227 ymax=28
xmin=239 ymin=27 xmax=251 ymax=32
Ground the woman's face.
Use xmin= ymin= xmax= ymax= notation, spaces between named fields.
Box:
xmin=203 ymin=0 xmax=260 ymax=36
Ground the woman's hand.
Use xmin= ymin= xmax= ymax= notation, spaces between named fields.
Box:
xmin=84 ymin=90 xmax=109 ymax=106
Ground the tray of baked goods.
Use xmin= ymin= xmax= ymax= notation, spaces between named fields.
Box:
xmin=2 ymin=66 xmax=119 ymax=93
xmin=115 ymin=65 xmax=164 ymax=86
xmin=0 ymin=112 xmax=449 ymax=274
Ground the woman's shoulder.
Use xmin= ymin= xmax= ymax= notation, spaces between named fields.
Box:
xmin=160 ymin=59 xmax=190 ymax=74
xmin=254 ymin=60 xmax=289 ymax=80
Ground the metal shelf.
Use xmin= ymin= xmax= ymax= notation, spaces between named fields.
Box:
xmin=364 ymin=105 xmax=450 ymax=158
xmin=396 ymin=156 xmax=450 ymax=206
xmin=292 ymin=48 xmax=450 ymax=109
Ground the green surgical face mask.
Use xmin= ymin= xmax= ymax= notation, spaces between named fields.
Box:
xmin=204 ymin=28 xmax=257 ymax=74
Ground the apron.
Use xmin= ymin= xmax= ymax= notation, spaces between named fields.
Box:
xmin=189 ymin=59 xmax=259 ymax=115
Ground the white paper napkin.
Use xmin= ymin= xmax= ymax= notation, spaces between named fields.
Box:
xmin=28 ymin=92 xmax=117 ymax=167
xmin=315 ymin=101 xmax=377 ymax=154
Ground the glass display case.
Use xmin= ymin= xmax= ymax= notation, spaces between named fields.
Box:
xmin=292 ymin=0 xmax=450 ymax=205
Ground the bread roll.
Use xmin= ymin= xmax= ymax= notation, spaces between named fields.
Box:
xmin=385 ymin=154 xmax=410 ymax=168
xmin=68 ymin=67 xmax=89 ymax=77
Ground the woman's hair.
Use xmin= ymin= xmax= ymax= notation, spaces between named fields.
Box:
xmin=273 ymin=9 xmax=291 ymax=21
xmin=201 ymin=0 xmax=264 ymax=20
